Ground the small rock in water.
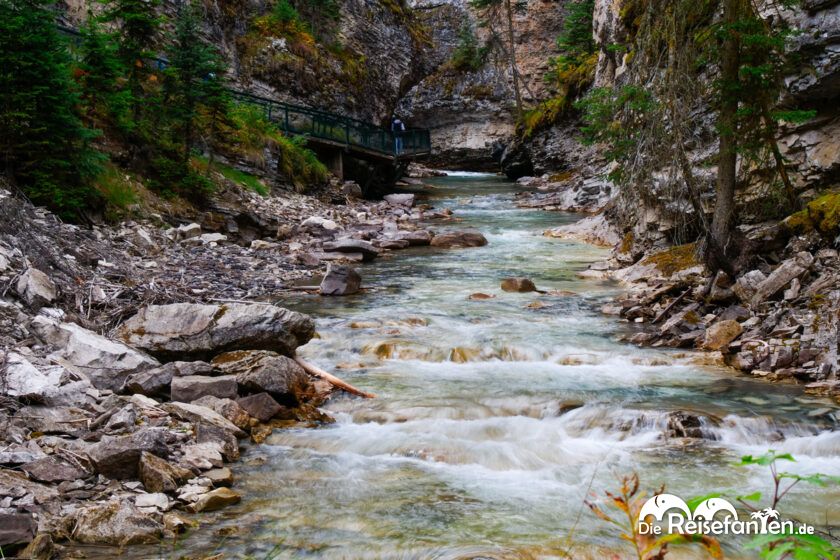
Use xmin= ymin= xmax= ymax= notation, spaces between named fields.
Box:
xmin=187 ymin=487 xmax=241 ymax=513
xmin=320 ymin=264 xmax=362 ymax=296
xmin=468 ymin=292 xmax=495 ymax=300
xmin=429 ymin=230 xmax=487 ymax=249
xmin=501 ymin=277 xmax=538 ymax=292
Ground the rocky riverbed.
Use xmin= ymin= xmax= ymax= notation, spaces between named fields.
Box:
xmin=1 ymin=168 xmax=838 ymax=557
xmin=510 ymin=173 xmax=839 ymax=397
xmin=0 ymin=167 xmax=499 ymax=556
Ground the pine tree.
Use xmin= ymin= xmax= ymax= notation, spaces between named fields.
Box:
xmin=78 ymin=17 xmax=132 ymax=132
xmin=0 ymin=0 xmax=101 ymax=217
xmin=99 ymin=0 xmax=164 ymax=120
xmin=165 ymin=1 xmax=228 ymax=163
xmin=556 ymin=0 xmax=594 ymax=60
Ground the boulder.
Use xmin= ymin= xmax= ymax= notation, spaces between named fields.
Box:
xmin=384 ymin=193 xmax=415 ymax=207
xmin=250 ymin=239 xmax=279 ymax=251
xmin=429 ymin=230 xmax=488 ymax=249
xmin=321 ymin=239 xmax=379 ymax=261
xmin=163 ymin=401 xmax=247 ymax=438
xmin=750 ymin=252 xmax=814 ymax=306
xmin=181 ymin=441 xmax=224 ymax=470
xmin=31 ymin=317 xmax=159 ymax=392
xmin=138 ymin=451 xmax=192 ymax=493
xmin=236 ymin=392 xmax=284 ymax=422
xmin=15 ymin=268 xmax=56 ymax=308
xmin=22 ymin=456 xmax=89 ymax=483
xmin=130 ymin=227 xmax=157 ymax=253
xmin=392 ymin=230 xmax=433 ymax=246
xmin=71 ymin=500 xmax=163 ymax=545
xmin=301 ymin=216 xmax=338 ymax=231
xmin=187 ymin=487 xmax=241 ymax=513
xmin=214 ymin=350 xmax=313 ymax=406
xmin=702 ymin=320 xmax=744 ymax=351
xmin=204 ymin=467 xmax=233 ymax=487
xmin=0 ymin=469 xmax=58 ymax=504
xmin=14 ymin=405 xmax=91 ymax=435
xmin=123 ymin=361 xmax=215 ymax=396
xmin=376 ymin=239 xmax=410 ymax=250
xmin=0 ymin=513 xmax=37 ymax=548
xmin=500 ymin=277 xmax=538 ymax=293
xmin=177 ymin=223 xmax=202 ymax=239
xmin=732 ymin=270 xmax=767 ymax=302
xmin=199 ymin=233 xmax=227 ymax=244
xmin=665 ymin=411 xmax=714 ymax=439
xmin=195 ymin=422 xmax=240 ymax=462
xmin=2 ymin=352 xmax=63 ymax=399
xmin=170 ymin=375 xmax=237 ymax=402
xmin=88 ymin=428 xmax=170 ymax=479
xmin=135 ymin=492 xmax=170 ymax=511
xmin=190 ymin=396 xmax=251 ymax=430
xmin=320 ymin=264 xmax=362 ymax=296
xmin=117 ymin=303 xmax=315 ymax=361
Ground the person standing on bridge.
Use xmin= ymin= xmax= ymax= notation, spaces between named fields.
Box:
xmin=391 ymin=116 xmax=406 ymax=155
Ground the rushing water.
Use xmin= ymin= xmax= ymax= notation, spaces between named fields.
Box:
xmin=142 ymin=174 xmax=838 ymax=559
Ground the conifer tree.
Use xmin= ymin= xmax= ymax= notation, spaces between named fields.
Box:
xmin=100 ymin=0 xmax=164 ymax=120
xmin=0 ymin=0 xmax=101 ymax=217
xmin=78 ymin=17 xmax=132 ymax=131
xmin=165 ymin=1 xmax=228 ymax=163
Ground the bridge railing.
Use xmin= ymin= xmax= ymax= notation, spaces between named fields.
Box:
xmin=229 ymin=91 xmax=430 ymax=158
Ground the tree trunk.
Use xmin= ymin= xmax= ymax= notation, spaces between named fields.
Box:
xmin=504 ymin=0 xmax=523 ymax=117
xmin=760 ymin=103 xmax=797 ymax=209
xmin=708 ymin=0 xmax=742 ymax=274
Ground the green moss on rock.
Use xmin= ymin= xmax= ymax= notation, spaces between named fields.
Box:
xmin=783 ymin=190 xmax=840 ymax=236
xmin=641 ymin=243 xmax=699 ymax=276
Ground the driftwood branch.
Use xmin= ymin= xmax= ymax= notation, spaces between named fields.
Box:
xmin=294 ymin=356 xmax=376 ymax=399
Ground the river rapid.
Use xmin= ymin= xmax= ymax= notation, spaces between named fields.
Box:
xmin=160 ymin=173 xmax=838 ymax=559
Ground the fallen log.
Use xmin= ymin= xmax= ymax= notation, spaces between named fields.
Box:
xmin=294 ymin=356 xmax=376 ymax=399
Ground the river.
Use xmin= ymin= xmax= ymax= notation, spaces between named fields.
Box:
xmin=148 ymin=173 xmax=839 ymax=558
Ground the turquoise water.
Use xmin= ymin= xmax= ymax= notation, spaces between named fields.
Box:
xmin=130 ymin=173 xmax=840 ymax=559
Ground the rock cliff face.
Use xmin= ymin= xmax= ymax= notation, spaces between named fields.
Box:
xmin=397 ymin=0 xmax=565 ymax=167
xmin=517 ymin=0 xmax=840 ymax=253
xmin=61 ymin=0 xmax=435 ymax=125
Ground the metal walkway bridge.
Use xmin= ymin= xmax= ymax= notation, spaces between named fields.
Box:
xmin=57 ymin=24 xmax=430 ymax=163
xmin=230 ymin=91 xmax=430 ymax=161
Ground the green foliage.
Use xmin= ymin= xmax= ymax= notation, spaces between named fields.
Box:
xmin=555 ymin=0 xmax=594 ymax=60
xmin=228 ymin=105 xmax=327 ymax=191
xmin=575 ymin=85 xmax=656 ymax=181
xmin=0 ymin=0 xmax=103 ymax=218
xmin=519 ymin=97 xmax=570 ymax=138
xmin=165 ymin=1 xmax=228 ymax=163
xmin=99 ymin=0 xmax=164 ymax=117
xmin=78 ymin=18 xmax=134 ymax=132
xmin=450 ymin=23 xmax=487 ymax=72
xmin=94 ymin=162 xmax=139 ymax=214
xmin=525 ymin=0 xmax=596 ymax=136
xmin=272 ymin=0 xmax=301 ymax=24
xmin=737 ymin=451 xmax=840 ymax=560
xmin=194 ymin=156 xmax=269 ymax=196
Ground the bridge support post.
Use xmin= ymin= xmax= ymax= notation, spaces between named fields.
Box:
xmin=319 ymin=148 xmax=344 ymax=180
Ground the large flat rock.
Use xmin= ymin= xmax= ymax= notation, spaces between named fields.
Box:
xmin=117 ymin=303 xmax=315 ymax=361
xmin=31 ymin=317 xmax=159 ymax=392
